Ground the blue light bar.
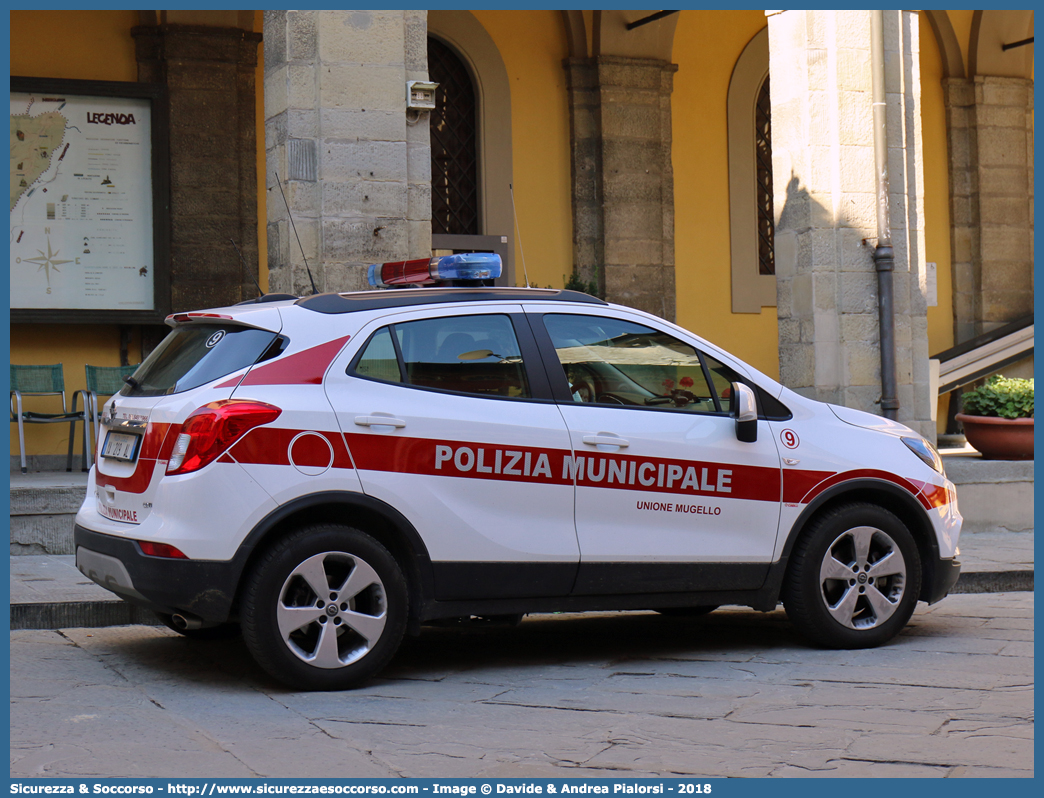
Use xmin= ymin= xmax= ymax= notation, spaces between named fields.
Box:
xmin=430 ymin=252 xmax=502 ymax=282
xmin=367 ymin=252 xmax=503 ymax=288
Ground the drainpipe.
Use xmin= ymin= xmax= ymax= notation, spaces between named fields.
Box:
xmin=871 ymin=10 xmax=899 ymax=421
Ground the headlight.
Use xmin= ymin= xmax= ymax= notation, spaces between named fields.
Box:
xmin=902 ymin=436 xmax=945 ymax=476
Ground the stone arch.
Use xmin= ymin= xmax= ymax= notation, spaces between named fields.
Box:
xmin=970 ymin=9 xmax=1034 ymax=78
xmin=562 ymin=10 xmax=588 ymax=59
xmin=427 ymin=10 xmax=515 ymax=280
xmin=589 ymin=10 xmax=679 ymax=60
xmin=922 ymin=10 xmax=966 ymax=79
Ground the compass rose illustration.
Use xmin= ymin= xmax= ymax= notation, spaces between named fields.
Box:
xmin=23 ymin=235 xmax=74 ymax=286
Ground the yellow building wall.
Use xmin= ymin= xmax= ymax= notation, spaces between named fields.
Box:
xmin=672 ymin=10 xmax=780 ymax=379
xmin=9 ymin=10 xmax=267 ymax=460
xmin=468 ymin=8 xmax=778 ymax=382
xmin=8 ymin=9 xmax=965 ymax=459
xmin=470 ymin=10 xmax=574 ymax=291
xmin=10 ymin=10 xmax=140 ymax=82
xmin=920 ymin=13 xmax=956 ymax=432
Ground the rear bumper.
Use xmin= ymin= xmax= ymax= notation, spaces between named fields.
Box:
xmin=74 ymin=525 xmax=242 ymax=623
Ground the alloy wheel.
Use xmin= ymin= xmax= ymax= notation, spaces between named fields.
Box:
xmin=277 ymin=551 xmax=388 ymax=669
xmin=818 ymin=525 xmax=907 ymax=630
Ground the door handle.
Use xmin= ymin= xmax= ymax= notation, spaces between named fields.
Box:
xmin=582 ymin=434 xmax=629 ymax=448
xmin=354 ymin=415 xmax=406 ymax=428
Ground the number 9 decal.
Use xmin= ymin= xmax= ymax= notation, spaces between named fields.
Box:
xmin=780 ymin=429 xmax=800 ymax=449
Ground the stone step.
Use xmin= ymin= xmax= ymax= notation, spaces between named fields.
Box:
xmin=9 ymin=473 xmax=88 ymax=556
xmin=11 ymin=514 xmax=77 ymax=555
xmin=10 ymin=484 xmax=85 ymax=516
xmin=942 ymin=455 xmax=1034 ymax=534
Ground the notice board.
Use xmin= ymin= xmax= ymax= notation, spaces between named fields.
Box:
xmin=10 ymin=77 xmax=169 ymax=324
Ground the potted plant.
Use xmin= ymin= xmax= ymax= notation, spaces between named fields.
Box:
xmin=955 ymin=375 xmax=1034 ymax=460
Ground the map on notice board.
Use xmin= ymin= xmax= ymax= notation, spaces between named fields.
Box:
xmin=10 ymin=91 xmax=154 ymax=311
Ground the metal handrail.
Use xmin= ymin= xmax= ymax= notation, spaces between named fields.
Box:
xmin=931 ymin=314 xmax=1034 ymax=396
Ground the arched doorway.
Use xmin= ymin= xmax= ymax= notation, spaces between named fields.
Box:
xmin=727 ymin=26 xmax=776 ymax=313
xmin=428 ymin=37 xmax=479 ymax=237
xmin=426 ymin=11 xmax=515 ymax=284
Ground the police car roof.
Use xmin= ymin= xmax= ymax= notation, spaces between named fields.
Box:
xmin=295 ymin=287 xmax=608 ymax=314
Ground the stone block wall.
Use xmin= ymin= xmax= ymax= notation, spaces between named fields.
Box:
xmin=769 ymin=10 xmax=932 ymax=435
xmin=945 ymin=75 xmax=1034 ymax=344
xmin=264 ymin=10 xmax=431 ymax=295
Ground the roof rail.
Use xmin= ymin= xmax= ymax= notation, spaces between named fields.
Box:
xmin=295 ymin=287 xmax=607 ymax=314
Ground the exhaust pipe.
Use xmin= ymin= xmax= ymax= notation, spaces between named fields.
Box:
xmin=171 ymin=613 xmax=204 ymax=631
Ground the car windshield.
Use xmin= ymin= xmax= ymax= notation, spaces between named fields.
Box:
xmin=121 ymin=324 xmax=280 ymax=397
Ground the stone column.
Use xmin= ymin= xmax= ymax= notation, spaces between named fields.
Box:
xmin=769 ymin=10 xmax=932 ymax=436
xmin=264 ymin=10 xmax=431 ymax=295
xmin=564 ymin=59 xmax=603 ymax=297
xmin=133 ymin=24 xmax=263 ymax=311
xmin=565 ymin=56 xmax=677 ymax=321
xmin=945 ymin=76 xmax=1034 ymax=344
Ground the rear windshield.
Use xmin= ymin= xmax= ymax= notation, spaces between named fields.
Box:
xmin=121 ymin=324 xmax=281 ymax=397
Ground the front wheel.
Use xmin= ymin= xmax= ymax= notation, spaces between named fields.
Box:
xmin=782 ymin=503 xmax=921 ymax=649
xmin=241 ymin=525 xmax=408 ymax=690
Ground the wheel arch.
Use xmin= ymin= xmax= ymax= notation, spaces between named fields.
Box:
xmin=770 ymin=479 xmax=941 ymax=604
xmin=232 ymin=491 xmax=435 ymax=633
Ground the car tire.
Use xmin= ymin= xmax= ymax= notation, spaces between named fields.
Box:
xmin=241 ymin=524 xmax=408 ymax=690
xmin=155 ymin=612 xmax=241 ymax=640
xmin=654 ymin=605 xmax=719 ymax=617
xmin=782 ymin=502 xmax=921 ymax=649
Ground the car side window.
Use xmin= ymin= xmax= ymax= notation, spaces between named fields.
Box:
xmin=354 ymin=327 xmax=402 ymax=383
xmin=351 ymin=314 xmax=531 ymax=399
xmin=542 ymin=314 xmax=723 ymax=414
xmin=702 ymin=352 xmax=742 ymax=406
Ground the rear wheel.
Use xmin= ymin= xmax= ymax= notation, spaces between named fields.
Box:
xmin=782 ymin=503 xmax=921 ymax=648
xmin=241 ymin=524 xmax=408 ymax=690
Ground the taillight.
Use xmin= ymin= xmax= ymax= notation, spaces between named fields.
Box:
xmin=138 ymin=541 xmax=188 ymax=559
xmin=165 ymin=400 xmax=281 ymax=475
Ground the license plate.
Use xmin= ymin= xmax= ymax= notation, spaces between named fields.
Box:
xmin=102 ymin=431 xmax=142 ymax=462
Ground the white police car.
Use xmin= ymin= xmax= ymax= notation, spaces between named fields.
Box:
xmin=74 ymin=253 xmax=962 ymax=690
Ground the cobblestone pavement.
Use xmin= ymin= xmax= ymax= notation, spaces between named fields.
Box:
xmin=11 ymin=593 xmax=1033 ymax=779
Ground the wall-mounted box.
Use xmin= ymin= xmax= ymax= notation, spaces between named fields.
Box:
xmin=407 ymin=81 xmax=438 ymax=110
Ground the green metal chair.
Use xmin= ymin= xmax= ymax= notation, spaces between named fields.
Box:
xmin=77 ymin=364 xmax=140 ymax=466
xmin=10 ymin=364 xmax=89 ymax=473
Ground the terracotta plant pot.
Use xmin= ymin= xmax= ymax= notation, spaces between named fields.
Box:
xmin=955 ymin=413 xmax=1034 ymax=460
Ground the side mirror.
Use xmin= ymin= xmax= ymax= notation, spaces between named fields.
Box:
xmin=730 ymin=382 xmax=758 ymax=443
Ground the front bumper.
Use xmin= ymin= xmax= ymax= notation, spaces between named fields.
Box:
xmin=926 ymin=555 xmax=961 ymax=604
xmin=74 ymin=525 xmax=242 ymax=623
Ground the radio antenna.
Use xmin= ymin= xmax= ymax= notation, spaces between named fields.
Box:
xmin=509 ymin=183 xmax=532 ymax=288
xmin=230 ymin=238 xmax=264 ymax=299
xmin=273 ymin=171 xmax=319 ymax=295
